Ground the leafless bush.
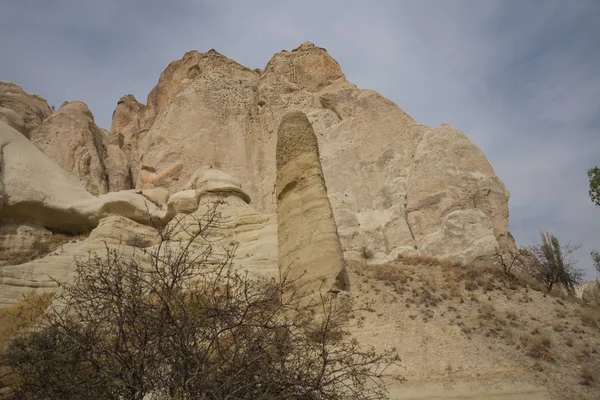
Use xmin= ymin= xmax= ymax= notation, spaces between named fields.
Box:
xmin=495 ymin=247 xmax=527 ymax=278
xmin=2 ymin=204 xmax=401 ymax=400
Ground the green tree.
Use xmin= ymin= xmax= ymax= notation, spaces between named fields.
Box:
xmin=523 ymin=231 xmax=584 ymax=295
xmin=592 ymin=250 xmax=600 ymax=276
xmin=589 ymin=166 xmax=600 ymax=207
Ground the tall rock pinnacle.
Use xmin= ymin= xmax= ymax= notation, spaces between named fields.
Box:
xmin=276 ymin=111 xmax=349 ymax=292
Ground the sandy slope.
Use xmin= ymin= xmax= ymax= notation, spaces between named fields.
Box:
xmin=346 ymin=259 xmax=600 ymax=400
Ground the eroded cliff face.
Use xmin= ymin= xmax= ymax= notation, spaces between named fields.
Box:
xmin=109 ymin=41 xmax=510 ymax=261
xmin=0 ymin=42 xmax=512 ymax=305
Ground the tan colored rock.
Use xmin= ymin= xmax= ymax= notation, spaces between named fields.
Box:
xmin=0 ymin=121 xmax=165 ymax=232
xmin=406 ymin=124 xmax=510 ymax=249
xmin=171 ymin=169 xmax=278 ymax=279
xmin=166 ymin=190 xmax=198 ymax=217
xmin=108 ymin=43 xmax=510 ymax=263
xmin=419 ymin=209 xmax=499 ymax=264
xmin=0 ymin=223 xmax=52 ymax=266
xmin=276 ymin=111 xmax=348 ymax=292
xmin=582 ymin=278 xmax=600 ymax=304
xmin=105 ymin=144 xmax=132 ymax=191
xmin=0 ymin=81 xmax=53 ymax=138
xmin=29 ymin=100 xmax=108 ymax=194
xmin=0 ymin=216 xmax=159 ymax=306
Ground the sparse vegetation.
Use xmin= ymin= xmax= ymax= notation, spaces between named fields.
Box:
xmin=0 ymin=232 xmax=82 ymax=266
xmin=522 ymin=231 xmax=584 ymax=295
xmin=1 ymin=206 xmax=400 ymax=400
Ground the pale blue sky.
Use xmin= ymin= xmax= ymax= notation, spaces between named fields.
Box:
xmin=1 ymin=0 xmax=599 ymax=278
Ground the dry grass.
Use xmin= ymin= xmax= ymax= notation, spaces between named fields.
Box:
xmin=579 ymin=305 xmax=600 ymax=328
xmin=0 ymin=295 xmax=52 ymax=351
xmin=0 ymin=295 xmax=52 ymax=397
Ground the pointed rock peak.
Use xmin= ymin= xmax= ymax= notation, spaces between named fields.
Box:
xmin=292 ymin=41 xmax=317 ymax=51
xmin=264 ymin=43 xmax=345 ymax=92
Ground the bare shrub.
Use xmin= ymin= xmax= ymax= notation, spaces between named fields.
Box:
xmin=522 ymin=231 xmax=584 ymax=295
xmin=1 ymin=205 xmax=401 ymax=400
xmin=495 ymin=247 xmax=526 ymax=278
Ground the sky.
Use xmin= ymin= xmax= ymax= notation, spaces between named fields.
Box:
xmin=1 ymin=0 xmax=599 ymax=279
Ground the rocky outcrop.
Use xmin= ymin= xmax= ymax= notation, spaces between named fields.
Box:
xmin=0 ymin=216 xmax=159 ymax=306
xmin=276 ymin=111 xmax=348 ymax=292
xmin=0 ymin=121 xmax=165 ymax=232
xmin=168 ymin=168 xmax=278 ymax=278
xmin=0 ymin=223 xmax=52 ymax=266
xmin=29 ymin=101 xmax=109 ymax=194
xmin=109 ymin=42 xmax=509 ymax=263
xmin=406 ymin=124 xmax=510 ymax=250
xmin=0 ymin=81 xmax=53 ymax=138
xmin=419 ymin=209 xmax=499 ymax=264
xmin=582 ymin=279 xmax=600 ymax=305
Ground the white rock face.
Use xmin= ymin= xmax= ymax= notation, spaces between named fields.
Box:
xmin=0 ymin=121 xmax=165 ymax=232
xmin=29 ymin=101 xmax=109 ymax=194
xmin=109 ymin=42 xmax=511 ymax=262
xmin=419 ymin=209 xmax=499 ymax=264
xmin=406 ymin=124 xmax=510 ymax=250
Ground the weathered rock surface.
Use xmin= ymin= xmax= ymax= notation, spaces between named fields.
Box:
xmin=582 ymin=278 xmax=600 ymax=305
xmin=109 ymin=42 xmax=510 ymax=262
xmin=419 ymin=209 xmax=499 ymax=264
xmin=406 ymin=124 xmax=510 ymax=249
xmin=169 ymin=168 xmax=278 ymax=278
xmin=0 ymin=81 xmax=53 ymax=138
xmin=276 ymin=111 xmax=348 ymax=291
xmin=29 ymin=101 xmax=109 ymax=194
xmin=105 ymin=144 xmax=131 ymax=191
xmin=0 ymin=223 xmax=52 ymax=266
xmin=0 ymin=216 xmax=159 ymax=306
xmin=0 ymin=121 xmax=165 ymax=232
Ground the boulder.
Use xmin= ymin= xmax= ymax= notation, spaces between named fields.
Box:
xmin=171 ymin=169 xmax=278 ymax=279
xmin=276 ymin=111 xmax=348 ymax=292
xmin=29 ymin=100 xmax=108 ymax=194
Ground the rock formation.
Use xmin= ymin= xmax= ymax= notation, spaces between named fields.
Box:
xmin=108 ymin=42 xmax=510 ymax=263
xmin=29 ymin=101 xmax=109 ymax=194
xmin=276 ymin=111 xmax=348 ymax=292
xmin=0 ymin=81 xmax=53 ymax=138
xmin=0 ymin=41 xmax=514 ymax=302
xmin=0 ymin=121 xmax=164 ymax=232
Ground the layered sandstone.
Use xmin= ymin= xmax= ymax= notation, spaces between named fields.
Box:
xmin=276 ymin=111 xmax=348 ymax=292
